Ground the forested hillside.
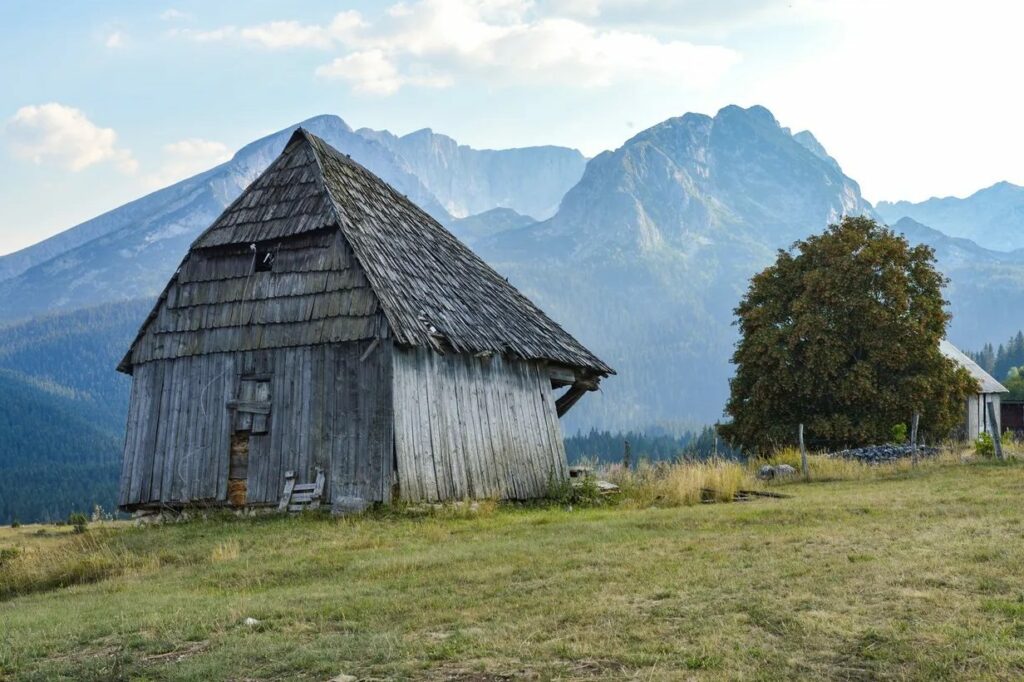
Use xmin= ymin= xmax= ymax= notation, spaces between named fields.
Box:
xmin=0 ymin=370 xmax=122 ymax=524
xmin=0 ymin=300 xmax=149 ymax=523
xmin=970 ymin=331 xmax=1024 ymax=380
xmin=564 ymin=426 xmax=740 ymax=464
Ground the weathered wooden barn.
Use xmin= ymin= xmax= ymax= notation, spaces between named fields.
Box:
xmin=117 ymin=129 xmax=612 ymax=513
xmin=939 ymin=340 xmax=1007 ymax=439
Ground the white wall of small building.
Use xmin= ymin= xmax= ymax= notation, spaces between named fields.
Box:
xmin=965 ymin=392 xmax=1002 ymax=440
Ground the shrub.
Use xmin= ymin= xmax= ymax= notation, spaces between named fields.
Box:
xmin=546 ymin=471 xmax=606 ymax=507
xmin=975 ymin=433 xmax=995 ymax=458
xmin=68 ymin=513 xmax=88 ymax=534
xmin=0 ymin=547 xmax=20 ymax=567
xmin=10 ymin=520 xmax=20 ymax=529
xmin=891 ymin=423 xmax=908 ymax=443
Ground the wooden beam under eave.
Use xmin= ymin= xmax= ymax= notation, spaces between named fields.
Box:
xmin=556 ymin=376 xmax=600 ymax=417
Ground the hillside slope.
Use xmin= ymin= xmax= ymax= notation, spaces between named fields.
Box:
xmin=0 ymin=370 xmax=122 ymax=524
xmin=0 ymin=301 xmax=149 ymax=523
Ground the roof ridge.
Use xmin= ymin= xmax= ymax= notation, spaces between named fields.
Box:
xmin=295 ymin=128 xmax=407 ymax=342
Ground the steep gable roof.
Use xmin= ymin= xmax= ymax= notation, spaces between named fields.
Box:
xmin=940 ymin=340 xmax=1008 ymax=394
xmin=122 ymin=129 xmax=611 ymax=376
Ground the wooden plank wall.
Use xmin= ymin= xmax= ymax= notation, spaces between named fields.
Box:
xmin=119 ymin=339 xmax=393 ymax=510
xmin=392 ymin=348 xmax=567 ymax=502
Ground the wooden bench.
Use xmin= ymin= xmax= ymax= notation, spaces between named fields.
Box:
xmin=278 ymin=467 xmax=326 ymax=512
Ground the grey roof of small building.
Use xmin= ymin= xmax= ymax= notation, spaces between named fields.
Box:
xmin=121 ymin=129 xmax=612 ymax=376
xmin=939 ymin=339 xmax=1008 ymax=394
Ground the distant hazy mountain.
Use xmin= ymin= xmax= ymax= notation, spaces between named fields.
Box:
xmin=450 ymin=207 xmax=537 ymax=245
xmin=877 ymin=182 xmax=1024 ymax=251
xmin=479 ymin=105 xmax=875 ymax=429
xmin=890 ymin=217 xmax=1024 ymax=344
xmin=356 ymin=127 xmax=585 ymax=220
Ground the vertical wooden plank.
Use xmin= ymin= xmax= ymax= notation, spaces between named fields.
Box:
xmin=134 ymin=361 xmax=164 ymax=505
xmin=269 ymin=349 xmax=287 ymax=501
xmin=312 ymin=345 xmax=328 ymax=495
xmin=210 ymin=355 xmax=229 ymax=501
xmin=324 ymin=344 xmax=339 ymax=504
xmin=423 ymin=351 xmax=449 ymax=501
xmin=118 ymin=371 xmax=142 ymax=507
xmin=449 ymin=356 xmax=477 ymax=498
xmin=378 ymin=340 xmax=395 ymax=503
xmin=299 ymin=347 xmax=314 ymax=480
xmin=179 ymin=355 xmax=202 ymax=504
xmin=281 ymin=348 xmax=299 ymax=490
xmin=158 ymin=358 xmax=183 ymax=503
xmin=479 ymin=355 xmax=515 ymax=499
xmin=353 ymin=343 xmax=369 ymax=500
xmin=470 ymin=357 xmax=501 ymax=498
xmin=391 ymin=348 xmax=417 ymax=502
xmin=186 ymin=355 xmax=206 ymax=503
xmin=523 ymin=362 xmax=558 ymax=488
xmin=526 ymin=363 xmax=559 ymax=492
xmin=509 ymin=361 xmax=541 ymax=496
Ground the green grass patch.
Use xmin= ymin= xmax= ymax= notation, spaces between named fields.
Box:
xmin=2 ymin=461 xmax=1024 ymax=679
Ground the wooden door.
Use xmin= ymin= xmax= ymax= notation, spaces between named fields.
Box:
xmin=227 ymin=377 xmax=272 ymax=506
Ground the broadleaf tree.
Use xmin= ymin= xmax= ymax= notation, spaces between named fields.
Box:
xmin=720 ymin=216 xmax=976 ymax=452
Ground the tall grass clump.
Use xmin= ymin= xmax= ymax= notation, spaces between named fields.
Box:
xmin=603 ymin=459 xmax=759 ymax=508
xmin=0 ymin=532 xmax=143 ymax=600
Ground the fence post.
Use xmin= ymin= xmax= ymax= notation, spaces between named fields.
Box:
xmin=988 ymin=400 xmax=1004 ymax=461
xmin=623 ymin=439 xmax=632 ymax=470
xmin=911 ymin=412 xmax=920 ymax=467
xmin=799 ymin=423 xmax=809 ymax=480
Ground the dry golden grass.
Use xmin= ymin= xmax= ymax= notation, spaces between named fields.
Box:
xmin=210 ymin=539 xmax=240 ymax=563
xmin=602 ymin=458 xmax=760 ymax=507
xmin=758 ymin=443 xmax=992 ymax=484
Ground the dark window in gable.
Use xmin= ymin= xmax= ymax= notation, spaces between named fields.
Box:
xmin=253 ymin=247 xmax=275 ymax=272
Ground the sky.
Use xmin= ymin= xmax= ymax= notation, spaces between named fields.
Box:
xmin=1 ymin=0 xmax=1023 ymax=255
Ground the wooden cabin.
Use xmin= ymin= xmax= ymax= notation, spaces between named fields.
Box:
xmin=939 ymin=340 xmax=1008 ymax=439
xmin=117 ymin=129 xmax=613 ymax=513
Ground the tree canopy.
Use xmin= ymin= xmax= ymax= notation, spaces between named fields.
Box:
xmin=720 ymin=216 xmax=976 ymax=452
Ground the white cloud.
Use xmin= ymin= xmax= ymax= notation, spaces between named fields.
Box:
xmin=160 ymin=8 xmax=191 ymax=21
xmin=239 ymin=21 xmax=334 ymax=49
xmin=5 ymin=103 xmax=137 ymax=174
xmin=315 ymin=50 xmax=454 ymax=94
xmin=181 ymin=0 xmax=739 ymax=95
xmin=105 ymin=31 xmax=125 ymax=48
xmin=144 ymin=138 xmax=232 ymax=188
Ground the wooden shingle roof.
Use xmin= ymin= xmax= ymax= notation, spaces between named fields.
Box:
xmin=121 ymin=129 xmax=612 ymax=376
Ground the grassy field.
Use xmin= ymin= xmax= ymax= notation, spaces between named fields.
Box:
xmin=3 ymin=458 xmax=1024 ymax=680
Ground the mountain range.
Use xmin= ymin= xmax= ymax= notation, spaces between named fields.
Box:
xmin=0 ymin=115 xmax=585 ymax=321
xmin=2 ymin=104 xmax=1023 ymax=521
xmin=877 ymin=182 xmax=1024 ymax=251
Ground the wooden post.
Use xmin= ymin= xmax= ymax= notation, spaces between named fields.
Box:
xmin=799 ymin=423 xmax=809 ymax=480
xmin=910 ymin=412 xmax=920 ymax=467
xmin=623 ymin=439 xmax=632 ymax=470
xmin=988 ymin=400 xmax=1004 ymax=461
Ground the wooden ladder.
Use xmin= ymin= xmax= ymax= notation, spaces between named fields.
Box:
xmin=278 ymin=467 xmax=326 ymax=513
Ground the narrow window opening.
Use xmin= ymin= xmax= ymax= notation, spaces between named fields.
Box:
xmin=254 ymin=248 xmax=275 ymax=272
